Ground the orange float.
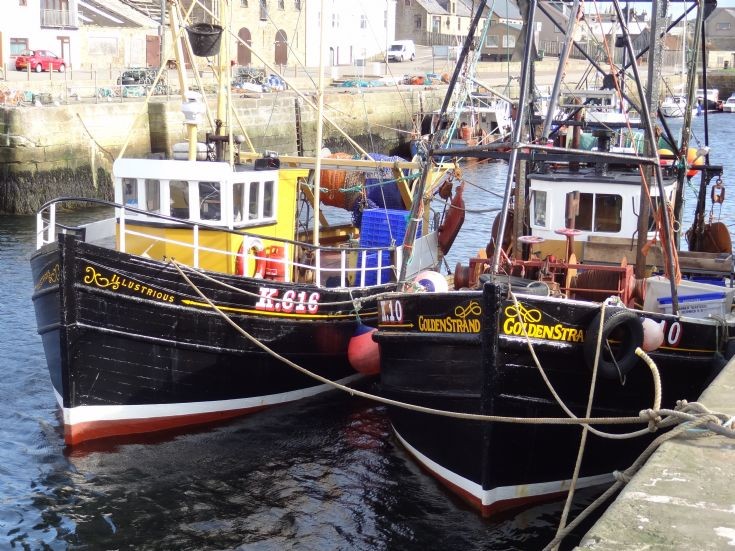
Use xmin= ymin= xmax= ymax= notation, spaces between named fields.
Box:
xmin=686 ymin=147 xmax=705 ymax=177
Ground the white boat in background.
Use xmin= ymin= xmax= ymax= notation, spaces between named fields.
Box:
xmin=661 ymin=95 xmax=696 ymax=118
xmin=723 ymin=94 xmax=735 ymax=113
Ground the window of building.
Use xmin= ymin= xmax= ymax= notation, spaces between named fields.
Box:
xmin=360 ymin=14 xmax=367 ymax=29
xmin=332 ymin=12 xmax=339 ymax=28
xmin=716 ymin=22 xmax=731 ymax=31
xmin=502 ymin=34 xmax=516 ymax=48
xmin=294 ymin=0 xmax=301 ymax=9
xmin=405 ymin=0 xmax=411 ymax=5
xmin=241 ymin=0 xmax=248 ymax=6
xmin=414 ymin=15 xmax=421 ymax=29
xmin=486 ymin=35 xmax=499 ymax=48
xmin=278 ymin=0 xmax=284 ymax=9
xmin=432 ymin=16 xmax=440 ymax=33
xmin=10 ymin=38 xmax=28 ymax=56
xmin=260 ymin=0 xmax=267 ymax=21
xmin=19 ymin=0 xmax=27 ymax=5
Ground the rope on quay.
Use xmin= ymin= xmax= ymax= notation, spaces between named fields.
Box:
xmin=542 ymin=401 xmax=734 ymax=551
xmin=170 ymin=260 xmax=734 ymax=433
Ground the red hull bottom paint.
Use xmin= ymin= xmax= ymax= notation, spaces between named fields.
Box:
xmin=403 ymin=437 xmax=579 ymax=517
xmin=63 ymin=405 xmax=268 ymax=446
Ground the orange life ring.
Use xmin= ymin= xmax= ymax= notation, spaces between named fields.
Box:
xmin=236 ymin=237 xmax=266 ymax=277
xmin=711 ymin=181 xmax=725 ymax=204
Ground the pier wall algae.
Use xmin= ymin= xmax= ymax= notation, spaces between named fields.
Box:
xmin=0 ymin=102 xmax=150 ymax=214
xmin=0 ymin=88 xmax=444 ymax=214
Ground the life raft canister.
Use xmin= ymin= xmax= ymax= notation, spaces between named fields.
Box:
xmin=583 ymin=307 xmax=643 ymax=380
xmin=236 ymin=237 xmax=266 ymax=278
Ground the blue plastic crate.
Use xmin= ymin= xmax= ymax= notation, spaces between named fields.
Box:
xmin=356 ymin=250 xmax=393 ymax=286
xmin=359 ymin=208 xmax=421 ymax=247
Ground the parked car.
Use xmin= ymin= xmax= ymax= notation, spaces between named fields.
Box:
xmin=387 ymin=40 xmax=416 ymax=62
xmin=723 ymin=94 xmax=735 ymax=113
xmin=15 ymin=49 xmax=66 ymax=72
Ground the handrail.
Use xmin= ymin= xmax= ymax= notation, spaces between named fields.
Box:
xmin=36 ymin=197 xmax=408 ymax=288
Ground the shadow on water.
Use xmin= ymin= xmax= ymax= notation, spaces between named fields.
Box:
xmin=22 ymin=388 xmax=613 ymax=550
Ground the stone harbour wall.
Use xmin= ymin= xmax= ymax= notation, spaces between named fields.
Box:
xmin=0 ymin=87 xmax=447 ymax=214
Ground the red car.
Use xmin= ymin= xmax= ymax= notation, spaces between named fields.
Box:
xmin=15 ymin=49 xmax=67 ymax=73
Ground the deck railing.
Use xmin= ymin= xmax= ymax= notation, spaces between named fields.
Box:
xmin=37 ymin=198 xmax=405 ymax=289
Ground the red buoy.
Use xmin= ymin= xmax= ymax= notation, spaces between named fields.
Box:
xmin=347 ymin=323 xmax=380 ymax=375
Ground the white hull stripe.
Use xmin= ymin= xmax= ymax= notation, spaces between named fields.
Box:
xmin=55 ymin=374 xmax=363 ymax=425
xmin=393 ymin=427 xmax=614 ymax=506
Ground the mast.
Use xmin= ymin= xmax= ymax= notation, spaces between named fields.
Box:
xmin=619 ymin=0 xmax=680 ymax=314
xmin=313 ymin=0 xmax=327 ymax=248
xmin=541 ymin=0 xmax=582 ymax=143
xmin=673 ymin=0 xmax=705 ymax=239
xmin=490 ymin=0 xmax=537 ymax=275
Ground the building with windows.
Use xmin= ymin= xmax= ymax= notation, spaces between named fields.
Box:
xmin=395 ymin=0 xmax=482 ymax=47
xmin=1 ymin=0 xmax=79 ymax=70
xmin=303 ymin=0 xmax=396 ymax=67
xmin=704 ymin=7 xmax=735 ymax=69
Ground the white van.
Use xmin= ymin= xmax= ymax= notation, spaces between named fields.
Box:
xmin=388 ymin=40 xmax=416 ymax=62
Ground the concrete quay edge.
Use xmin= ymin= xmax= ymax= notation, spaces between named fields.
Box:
xmin=575 ymin=358 xmax=735 ymax=550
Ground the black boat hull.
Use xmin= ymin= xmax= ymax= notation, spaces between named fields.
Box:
xmin=375 ymin=283 xmax=730 ymax=516
xmin=31 ymin=234 xmax=385 ymax=444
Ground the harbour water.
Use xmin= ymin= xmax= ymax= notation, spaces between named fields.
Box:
xmin=1 ymin=114 xmax=734 ymax=549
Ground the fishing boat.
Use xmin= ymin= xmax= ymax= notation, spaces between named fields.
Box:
xmin=419 ymin=15 xmax=513 ymax=151
xmin=29 ymin=1 xmax=455 ymax=446
xmin=375 ymin=0 xmax=734 ymax=518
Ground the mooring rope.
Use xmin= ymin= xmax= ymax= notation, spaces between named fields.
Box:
xmin=170 ymin=259 xmax=734 ymax=437
xmin=508 ymin=291 xmax=662 ymax=440
xmin=171 ymin=260 xmax=735 ymax=551
xmin=543 ymin=403 xmax=732 ymax=551
xmin=171 ymin=259 xmax=646 ymax=426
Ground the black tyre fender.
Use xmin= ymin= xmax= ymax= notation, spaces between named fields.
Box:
xmin=584 ymin=308 xmax=643 ymax=380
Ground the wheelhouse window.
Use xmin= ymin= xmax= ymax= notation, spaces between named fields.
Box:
xmin=594 ymin=194 xmax=622 ymax=232
xmin=566 ymin=191 xmax=622 ymax=233
xmin=170 ymin=180 xmax=190 ymax=218
xmin=145 ymin=179 xmax=161 ymax=212
xmin=233 ymin=179 xmax=277 ymax=224
xmin=122 ymin=177 xmax=138 ymax=206
xmin=199 ymin=181 xmax=221 ymax=221
xmin=532 ymin=190 xmax=547 ymax=227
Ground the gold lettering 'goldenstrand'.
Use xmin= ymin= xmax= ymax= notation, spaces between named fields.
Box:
xmin=501 ymin=304 xmax=584 ymax=342
xmin=418 ymin=315 xmax=481 ymax=333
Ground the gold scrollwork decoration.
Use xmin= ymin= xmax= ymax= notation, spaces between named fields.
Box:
xmin=83 ymin=266 xmax=120 ymax=290
xmin=35 ymin=263 xmax=61 ymax=289
xmin=454 ymin=301 xmax=482 ymax=319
